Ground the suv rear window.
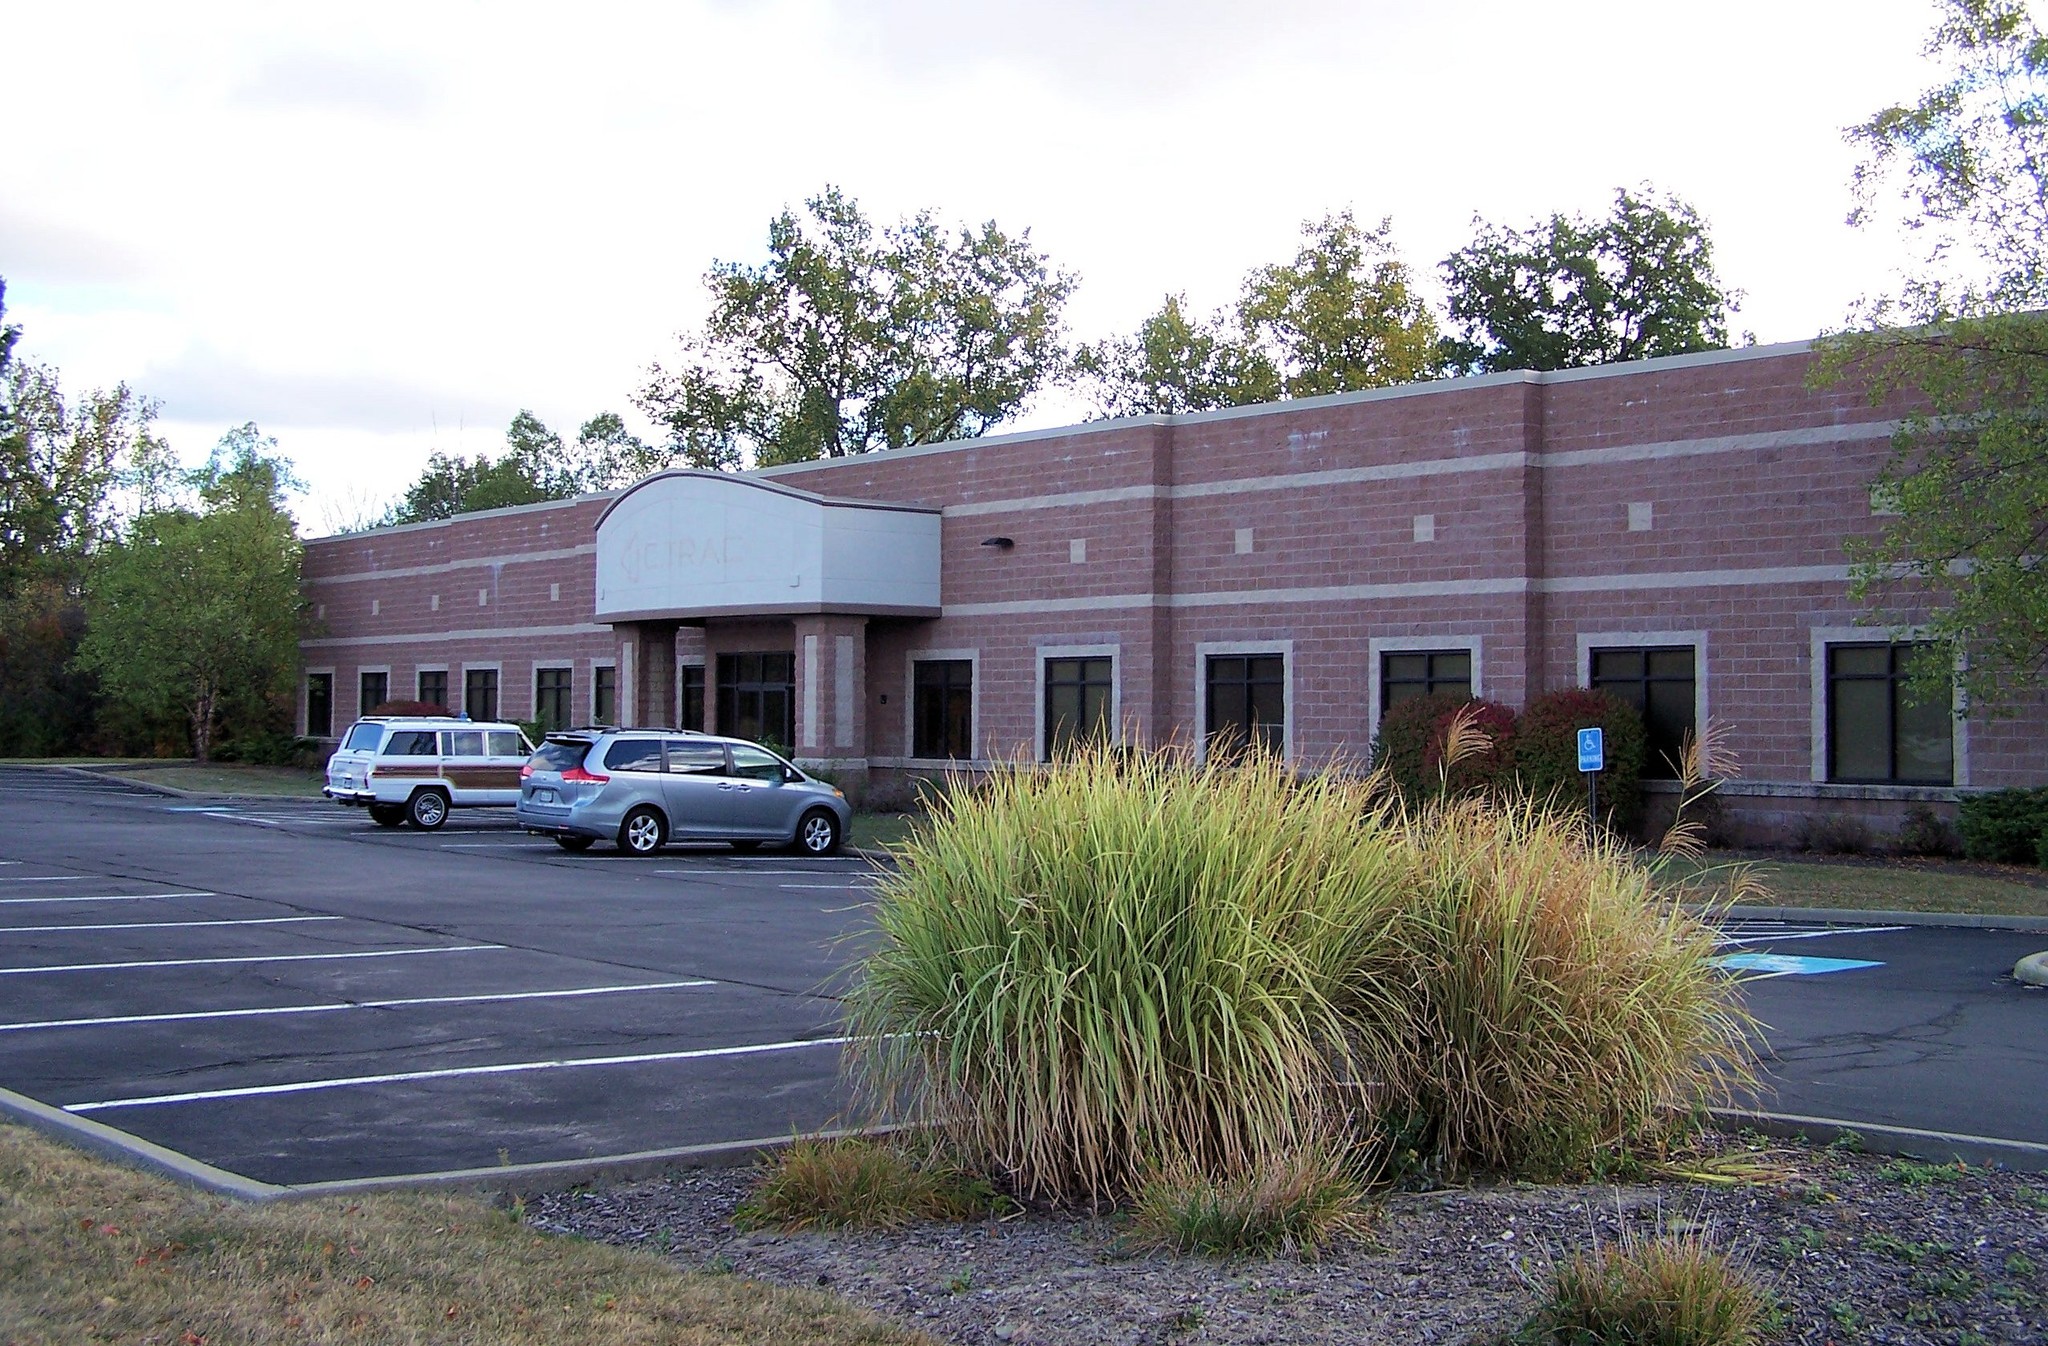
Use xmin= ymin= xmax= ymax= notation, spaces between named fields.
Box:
xmin=382 ymin=730 xmax=438 ymax=757
xmin=342 ymin=722 xmax=385 ymax=752
xmin=531 ymin=740 xmax=590 ymax=772
xmin=602 ymin=738 xmax=665 ymax=772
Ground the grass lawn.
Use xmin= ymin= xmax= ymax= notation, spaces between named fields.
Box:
xmin=1659 ymin=852 xmax=2048 ymax=918
xmin=0 ymin=1124 xmax=928 ymax=1346
xmin=851 ymin=811 xmax=921 ymax=853
xmin=105 ymin=762 xmax=330 ymax=799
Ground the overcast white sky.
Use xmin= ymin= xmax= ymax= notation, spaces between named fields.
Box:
xmin=3 ymin=0 xmax=1951 ymax=532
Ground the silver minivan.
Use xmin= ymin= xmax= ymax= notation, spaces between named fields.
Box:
xmin=515 ymin=728 xmax=851 ymax=856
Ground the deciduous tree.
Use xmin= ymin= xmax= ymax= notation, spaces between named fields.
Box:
xmin=75 ymin=426 xmax=304 ymax=762
xmin=636 ymin=186 xmax=1075 ymax=468
xmin=1073 ymin=294 xmax=1279 ymax=416
xmin=1440 ymin=187 xmax=1738 ymax=374
xmin=1823 ymin=0 xmax=2048 ymax=707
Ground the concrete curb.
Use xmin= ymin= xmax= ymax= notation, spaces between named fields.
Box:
xmin=2014 ymin=951 xmax=2048 ymax=986
xmin=0 ymin=1082 xmax=898 ymax=1204
xmin=1712 ymin=1107 xmax=2048 ymax=1172
xmin=0 ymin=1083 xmax=282 ymax=1200
xmin=1693 ymin=903 xmax=2048 ymax=933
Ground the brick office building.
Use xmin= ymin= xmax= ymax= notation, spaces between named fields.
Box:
xmin=298 ymin=340 xmax=2043 ymax=841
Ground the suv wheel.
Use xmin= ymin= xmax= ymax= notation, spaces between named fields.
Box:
xmin=618 ymin=806 xmax=667 ymax=855
xmin=795 ymin=808 xmax=841 ymax=856
xmin=408 ymin=788 xmax=450 ymax=830
xmin=368 ymin=803 xmax=405 ymax=828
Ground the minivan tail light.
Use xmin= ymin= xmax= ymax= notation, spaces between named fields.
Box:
xmin=561 ymin=765 xmax=609 ymax=784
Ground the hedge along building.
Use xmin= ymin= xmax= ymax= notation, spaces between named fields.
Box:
xmin=298 ymin=339 xmax=2042 ymax=842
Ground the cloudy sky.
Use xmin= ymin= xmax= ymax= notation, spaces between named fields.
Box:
xmin=4 ymin=0 xmax=1947 ymax=532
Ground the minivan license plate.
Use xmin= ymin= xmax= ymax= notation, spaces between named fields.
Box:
xmin=534 ymin=789 xmax=556 ymax=804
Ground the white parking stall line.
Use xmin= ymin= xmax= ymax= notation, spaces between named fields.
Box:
xmin=1714 ymin=924 xmax=1906 ymax=947
xmin=0 ymin=916 xmax=341 ymax=934
xmin=66 ymin=1034 xmax=854 ymax=1112
xmin=778 ymin=883 xmax=877 ymax=890
xmin=0 ymin=891 xmax=213 ymax=906
xmin=0 ymin=979 xmax=716 ymax=1033
xmin=0 ymin=876 xmax=98 ymax=883
xmin=658 ymin=867 xmax=870 ymax=877
xmin=0 ymin=944 xmax=503 ymax=977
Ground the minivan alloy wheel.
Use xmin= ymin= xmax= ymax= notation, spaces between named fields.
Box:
xmin=619 ymin=806 xmax=666 ymax=855
xmin=797 ymin=809 xmax=840 ymax=856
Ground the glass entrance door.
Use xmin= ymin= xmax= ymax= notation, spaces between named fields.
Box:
xmin=715 ymin=651 xmax=795 ymax=751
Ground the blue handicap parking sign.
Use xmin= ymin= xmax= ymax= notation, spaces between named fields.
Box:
xmin=1577 ymin=727 xmax=1604 ymax=773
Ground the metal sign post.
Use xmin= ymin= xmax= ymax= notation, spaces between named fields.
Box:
xmin=1577 ymin=727 xmax=1605 ymax=821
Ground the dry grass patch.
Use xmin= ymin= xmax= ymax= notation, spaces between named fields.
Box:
xmin=736 ymin=1137 xmax=1008 ymax=1231
xmin=1126 ymin=1150 xmax=1368 ymax=1259
xmin=108 ymin=762 xmax=328 ymax=798
xmin=1510 ymin=1225 xmax=1776 ymax=1346
xmin=0 ymin=1124 xmax=929 ymax=1345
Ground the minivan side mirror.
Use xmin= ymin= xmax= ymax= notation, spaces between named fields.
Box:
xmin=782 ymin=765 xmax=803 ymax=783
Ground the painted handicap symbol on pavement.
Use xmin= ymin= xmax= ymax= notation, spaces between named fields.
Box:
xmin=1715 ymin=953 xmax=1884 ymax=977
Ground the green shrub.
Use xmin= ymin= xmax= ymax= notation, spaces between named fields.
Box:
xmin=849 ymin=744 xmax=1752 ymax=1198
xmin=1370 ymin=694 xmax=1517 ymax=802
xmin=1358 ymin=798 xmax=1752 ymax=1176
xmin=1127 ymin=1150 xmax=1366 ymax=1258
xmin=735 ymin=1137 xmax=1005 ymax=1231
xmin=847 ymin=744 xmax=1409 ymax=1203
xmin=1513 ymin=689 xmax=1647 ymax=832
xmin=1511 ymin=1226 xmax=1774 ymax=1346
xmin=1795 ymin=813 xmax=1875 ymax=855
xmin=1897 ymin=804 xmax=1961 ymax=857
xmin=1957 ymin=787 xmax=2048 ymax=864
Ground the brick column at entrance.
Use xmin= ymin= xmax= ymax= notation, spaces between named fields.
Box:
xmin=792 ymin=615 xmax=868 ymax=769
xmin=629 ymin=622 xmax=678 ymax=728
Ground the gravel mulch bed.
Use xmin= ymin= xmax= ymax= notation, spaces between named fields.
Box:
xmin=527 ymin=1133 xmax=2048 ymax=1345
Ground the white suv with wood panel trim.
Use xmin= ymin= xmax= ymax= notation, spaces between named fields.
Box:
xmin=323 ymin=716 xmax=534 ymax=829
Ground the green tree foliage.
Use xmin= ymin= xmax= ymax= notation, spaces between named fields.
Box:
xmin=75 ymin=426 xmax=303 ymax=762
xmin=636 ymin=186 xmax=1075 ymax=469
xmin=383 ymin=407 xmax=671 ymax=525
xmin=0 ymin=281 xmax=165 ymax=753
xmin=1073 ymin=294 xmax=1279 ymax=417
xmin=1440 ymin=187 xmax=1739 ymax=374
xmin=1080 ymin=213 xmax=1440 ymax=415
xmin=1822 ymin=0 xmax=2048 ymax=706
xmin=1239 ymin=211 xmax=1443 ymax=397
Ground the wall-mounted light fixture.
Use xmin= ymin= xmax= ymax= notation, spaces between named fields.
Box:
xmin=980 ymin=536 xmax=1015 ymax=550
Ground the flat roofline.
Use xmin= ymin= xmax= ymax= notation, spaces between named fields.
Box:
xmin=311 ymin=489 xmax=620 ymax=543
xmin=312 ymin=337 xmax=1818 ymax=545
xmin=753 ymin=337 xmax=1818 ymax=479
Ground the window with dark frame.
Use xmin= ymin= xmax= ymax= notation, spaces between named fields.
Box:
xmin=680 ymin=664 xmax=705 ymax=732
xmin=359 ymin=670 xmax=388 ymax=716
xmin=306 ymin=674 xmax=333 ymax=738
xmin=417 ymin=670 xmax=448 ymax=710
xmin=1044 ymin=656 xmax=1113 ymax=757
xmin=592 ymin=665 xmax=616 ymax=725
xmin=1589 ymin=646 xmax=1696 ymax=780
xmin=535 ymin=667 xmax=572 ymax=732
xmin=1380 ymin=649 xmax=1472 ymax=709
xmin=913 ymin=659 xmax=973 ymax=759
xmin=464 ymin=667 xmax=499 ymax=722
xmin=1826 ymin=642 xmax=1953 ymax=785
xmin=1205 ymin=654 xmax=1284 ymax=756
xmin=716 ymin=651 xmax=794 ymax=749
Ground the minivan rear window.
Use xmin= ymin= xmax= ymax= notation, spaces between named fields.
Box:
xmin=602 ymin=738 xmax=664 ymax=772
xmin=342 ymin=722 xmax=385 ymax=752
xmin=532 ymin=740 xmax=588 ymax=772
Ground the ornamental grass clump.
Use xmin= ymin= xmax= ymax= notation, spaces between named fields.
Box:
xmin=846 ymin=743 xmax=1409 ymax=1204
xmin=1512 ymin=1225 xmax=1775 ymax=1346
xmin=1126 ymin=1148 xmax=1368 ymax=1258
xmin=736 ymin=1137 xmax=1005 ymax=1231
xmin=1361 ymin=797 xmax=1754 ymax=1175
xmin=848 ymin=734 xmax=1754 ymax=1202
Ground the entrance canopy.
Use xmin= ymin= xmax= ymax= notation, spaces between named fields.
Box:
xmin=594 ymin=470 xmax=941 ymax=622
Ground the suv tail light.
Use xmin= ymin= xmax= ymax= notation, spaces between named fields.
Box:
xmin=561 ymin=765 xmax=609 ymax=784
xmin=520 ymin=763 xmax=533 ymax=779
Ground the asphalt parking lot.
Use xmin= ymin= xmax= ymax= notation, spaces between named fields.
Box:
xmin=0 ymin=765 xmax=2040 ymax=1192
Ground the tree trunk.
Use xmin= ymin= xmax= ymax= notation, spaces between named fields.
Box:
xmin=191 ymin=680 xmax=215 ymax=764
